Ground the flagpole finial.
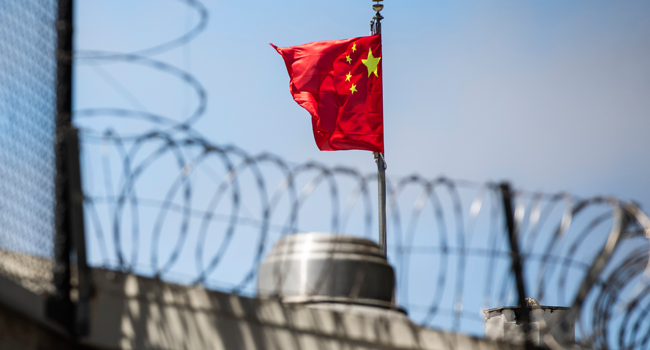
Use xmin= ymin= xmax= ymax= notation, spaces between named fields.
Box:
xmin=370 ymin=0 xmax=384 ymax=35
xmin=372 ymin=0 xmax=384 ymax=12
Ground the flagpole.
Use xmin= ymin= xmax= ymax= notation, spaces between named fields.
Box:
xmin=371 ymin=1 xmax=387 ymax=257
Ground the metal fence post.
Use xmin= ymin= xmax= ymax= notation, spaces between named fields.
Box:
xmin=500 ymin=182 xmax=533 ymax=349
xmin=47 ymin=0 xmax=91 ymax=337
xmin=67 ymin=128 xmax=92 ymax=337
xmin=47 ymin=0 xmax=75 ymax=333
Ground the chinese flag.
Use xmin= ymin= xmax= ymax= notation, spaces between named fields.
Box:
xmin=271 ymin=35 xmax=383 ymax=152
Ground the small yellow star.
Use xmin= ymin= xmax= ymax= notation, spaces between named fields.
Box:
xmin=345 ymin=55 xmax=352 ymax=64
xmin=345 ymin=72 xmax=352 ymax=82
xmin=362 ymin=48 xmax=381 ymax=77
xmin=351 ymin=43 xmax=357 ymax=53
xmin=350 ymin=84 xmax=357 ymax=94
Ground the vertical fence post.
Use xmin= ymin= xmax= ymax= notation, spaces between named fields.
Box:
xmin=48 ymin=0 xmax=91 ymax=337
xmin=67 ymin=128 xmax=92 ymax=337
xmin=500 ymin=182 xmax=533 ymax=349
xmin=48 ymin=0 xmax=75 ymax=333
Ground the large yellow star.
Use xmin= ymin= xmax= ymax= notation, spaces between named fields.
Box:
xmin=351 ymin=43 xmax=357 ymax=53
xmin=345 ymin=72 xmax=352 ymax=82
xmin=350 ymin=84 xmax=357 ymax=94
xmin=361 ymin=48 xmax=381 ymax=77
xmin=345 ymin=55 xmax=352 ymax=64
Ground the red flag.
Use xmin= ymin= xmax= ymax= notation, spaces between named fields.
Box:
xmin=271 ymin=35 xmax=384 ymax=152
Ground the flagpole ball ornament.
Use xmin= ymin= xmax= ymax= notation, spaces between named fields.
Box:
xmin=372 ymin=0 xmax=384 ymax=13
xmin=370 ymin=1 xmax=383 ymax=35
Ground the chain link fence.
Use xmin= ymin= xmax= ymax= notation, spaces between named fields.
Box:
xmin=0 ymin=0 xmax=58 ymax=295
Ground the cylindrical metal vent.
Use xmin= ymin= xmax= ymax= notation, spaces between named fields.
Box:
xmin=257 ymin=233 xmax=396 ymax=309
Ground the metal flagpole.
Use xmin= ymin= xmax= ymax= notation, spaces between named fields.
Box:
xmin=370 ymin=1 xmax=386 ymax=257
xmin=374 ymin=152 xmax=387 ymax=257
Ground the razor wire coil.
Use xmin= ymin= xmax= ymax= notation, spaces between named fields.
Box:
xmin=73 ymin=2 xmax=650 ymax=348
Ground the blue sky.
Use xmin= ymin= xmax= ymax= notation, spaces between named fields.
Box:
xmin=76 ymin=0 xmax=650 ymax=206
xmin=74 ymin=0 xmax=650 ymax=337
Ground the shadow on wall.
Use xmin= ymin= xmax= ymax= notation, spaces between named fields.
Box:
xmin=85 ymin=269 xmax=517 ymax=350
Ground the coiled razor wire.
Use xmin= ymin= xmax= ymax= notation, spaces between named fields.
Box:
xmin=72 ymin=0 xmax=650 ymax=348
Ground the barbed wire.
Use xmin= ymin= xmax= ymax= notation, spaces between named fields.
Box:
xmin=70 ymin=1 xmax=650 ymax=348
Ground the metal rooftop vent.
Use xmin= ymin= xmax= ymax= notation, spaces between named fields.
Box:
xmin=257 ymin=233 xmax=396 ymax=309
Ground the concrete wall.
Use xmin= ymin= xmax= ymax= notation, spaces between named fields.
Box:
xmin=0 ymin=302 xmax=78 ymax=350
xmin=484 ymin=306 xmax=574 ymax=348
xmin=84 ymin=269 xmax=523 ymax=350
xmin=0 ymin=260 xmax=79 ymax=350
xmin=0 ymin=253 xmax=526 ymax=350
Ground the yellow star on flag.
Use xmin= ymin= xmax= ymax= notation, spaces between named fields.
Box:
xmin=351 ymin=43 xmax=357 ymax=52
xmin=345 ymin=72 xmax=352 ymax=82
xmin=361 ymin=48 xmax=381 ymax=77
xmin=350 ymin=84 xmax=357 ymax=94
xmin=345 ymin=55 xmax=352 ymax=64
